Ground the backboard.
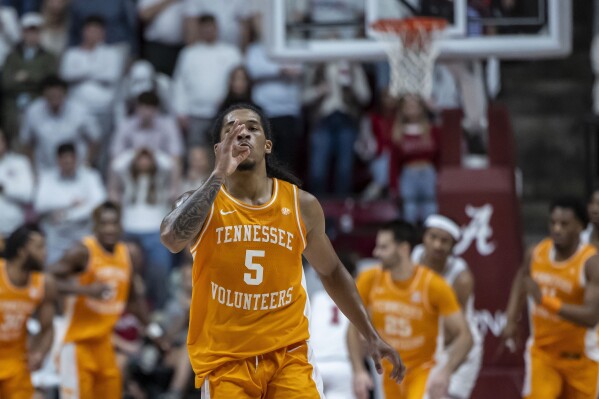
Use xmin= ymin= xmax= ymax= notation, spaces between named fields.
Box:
xmin=263 ymin=0 xmax=572 ymax=61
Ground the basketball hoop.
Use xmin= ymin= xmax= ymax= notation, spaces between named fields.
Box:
xmin=371 ymin=17 xmax=447 ymax=99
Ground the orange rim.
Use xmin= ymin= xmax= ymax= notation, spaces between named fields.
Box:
xmin=371 ymin=17 xmax=448 ymax=35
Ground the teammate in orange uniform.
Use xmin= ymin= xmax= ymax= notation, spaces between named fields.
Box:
xmin=501 ymin=197 xmax=599 ymax=399
xmin=50 ymin=202 xmax=153 ymax=399
xmin=160 ymin=103 xmax=404 ymax=398
xmin=349 ymin=221 xmax=473 ymax=399
xmin=0 ymin=225 xmax=56 ymax=399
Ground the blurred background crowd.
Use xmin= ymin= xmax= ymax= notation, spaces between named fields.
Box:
xmin=0 ymin=0 xmax=589 ymax=398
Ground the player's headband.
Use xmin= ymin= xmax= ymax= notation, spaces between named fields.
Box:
xmin=424 ymin=214 xmax=461 ymax=241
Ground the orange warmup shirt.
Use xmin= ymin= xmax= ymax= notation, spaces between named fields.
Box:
xmin=529 ymin=239 xmax=599 ymax=360
xmin=0 ymin=259 xmax=45 ymax=377
xmin=356 ymin=265 xmax=461 ymax=371
xmin=63 ymin=237 xmax=131 ymax=343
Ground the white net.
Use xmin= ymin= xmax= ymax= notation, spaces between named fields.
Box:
xmin=372 ymin=18 xmax=446 ymax=99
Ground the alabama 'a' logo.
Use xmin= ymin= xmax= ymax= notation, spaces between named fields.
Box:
xmin=454 ymin=204 xmax=496 ymax=256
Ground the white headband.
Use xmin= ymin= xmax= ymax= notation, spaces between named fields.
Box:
xmin=424 ymin=214 xmax=461 ymax=241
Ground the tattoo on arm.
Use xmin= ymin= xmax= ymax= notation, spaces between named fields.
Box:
xmin=162 ymin=173 xmax=224 ymax=243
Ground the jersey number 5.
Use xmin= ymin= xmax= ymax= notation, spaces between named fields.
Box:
xmin=244 ymin=250 xmax=264 ymax=285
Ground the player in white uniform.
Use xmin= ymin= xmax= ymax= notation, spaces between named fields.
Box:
xmin=411 ymin=214 xmax=483 ymax=399
xmin=309 ymin=253 xmax=357 ymax=399
xmin=581 ymin=189 xmax=599 ymax=248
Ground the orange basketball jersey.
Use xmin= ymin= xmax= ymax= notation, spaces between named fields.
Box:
xmin=356 ymin=265 xmax=461 ymax=371
xmin=0 ymin=259 xmax=45 ymax=378
xmin=63 ymin=237 xmax=131 ymax=343
xmin=529 ymin=238 xmax=599 ymax=359
xmin=188 ymin=178 xmax=309 ymax=387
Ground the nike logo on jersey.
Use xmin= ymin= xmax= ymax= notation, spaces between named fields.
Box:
xmin=220 ymin=210 xmax=237 ymax=215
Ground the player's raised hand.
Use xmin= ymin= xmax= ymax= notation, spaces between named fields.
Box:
xmin=214 ymin=119 xmax=251 ymax=176
xmin=367 ymin=335 xmax=406 ymax=383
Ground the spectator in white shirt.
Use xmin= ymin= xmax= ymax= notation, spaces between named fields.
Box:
xmin=138 ymin=0 xmax=185 ymax=76
xmin=108 ymin=148 xmax=175 ymax=308
xmin=172 ymin=13 xmax=242 ymax=147
xmin=20 ymin=75 xmax=101 ymax=172
xmin=0 ymin=129 xmax=34 ymax=239
xmin=61 ymin=15 xmax=125 ymax=116
xmin=34 ymin=142 xmax=106 ymax=263
xmin=183 ymin=0 xmax=253 ymax=49
xmin=61 ymin=15 xmax=126 ymax=171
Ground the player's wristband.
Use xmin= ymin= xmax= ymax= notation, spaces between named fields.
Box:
xmin=541 ymin=295 xmax=562 ymax=313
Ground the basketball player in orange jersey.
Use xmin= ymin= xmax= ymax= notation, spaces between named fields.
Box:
xmin=51 ymin=202 xmax=155 ymax=399
xmin=0 ymin=225 xmax=56 ymax=399
xmin=349 ymin=221 xmax=473 ymax=399
xmin=160 ymin=103 xmax=404 ymax=398
xmin=501 ymin=197 xmax=599 ymax=399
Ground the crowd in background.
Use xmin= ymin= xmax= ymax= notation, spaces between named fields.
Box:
xmin=0 ymin=0 xmax=524 ymax=398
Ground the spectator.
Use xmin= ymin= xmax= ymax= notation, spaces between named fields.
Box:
xmin=108 ymin=148 xmax=175 ymax=309
xmin=61 ymin=15 xmax=125 ymax=117
xmin=111 ymin=91 xmax=183 ymax=161
xmin=217 ymin=65 xmax=258 ymax=113
xmin=172 ymin=13 xmax=242 ymax=147
xmin=183 ymin=0 xmax=254 ymax=48
xmin=20 ymin=75 xmax=100 ymax=171
xmin=303 ymin=61 xmax=371 ymax=196
xmin=245 ymin=36 xmax=303 ymax=172
xmin=179 ymin=145 xmax=211 ymax=194
xmin=40 ymin=0 xmax=70 ymax=56
xmin=34 ymin=142 xmax=106 ymax=263
xmin=61 ymin=15 xmax=126 ymax=170
xmin=0 ymin=129 xmax=34 ymax=240
xmin=359 ymin=88 xmax=397 ymax=201
xmin=138 ymin=0 xmax=185 ymax=76
xmin=68 ymin=0 xmax=137 ymax=57
xmin=114 ymin=60 xmax=173 ymax=125
xmin=0 ymin=5 xmax=20 ymax=68
xmin=111 ymin=91 xmax=183 ymax=195
xmin=2 ymin=12 xmax=58 ymax=146
xmin=392 ymin=94 xmax=440 ymax=224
